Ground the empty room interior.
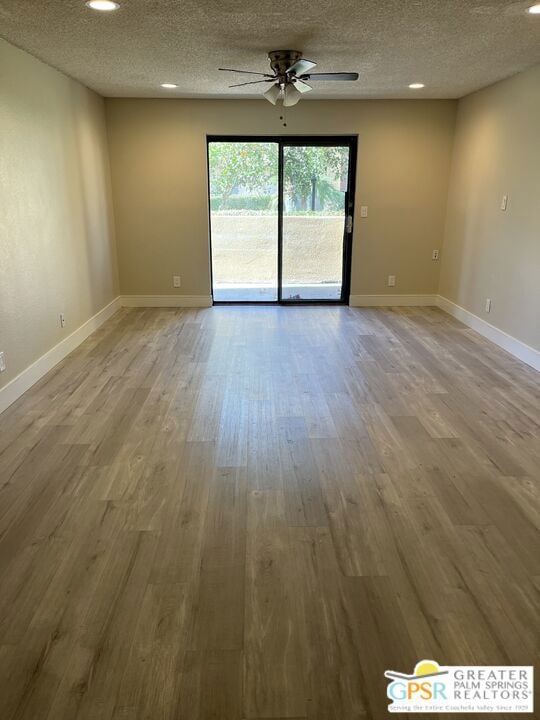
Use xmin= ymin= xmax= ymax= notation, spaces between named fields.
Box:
xmin=1 ymin=1 xmax=540 ymax=718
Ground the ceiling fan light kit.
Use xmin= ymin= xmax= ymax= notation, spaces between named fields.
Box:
xmin=283 ymin=84 xmax=302 ymax=107
xmin=263 ymin=83 xmax=282 ymax=105
xmin=219 ymin=50 xmax=359 ymax=115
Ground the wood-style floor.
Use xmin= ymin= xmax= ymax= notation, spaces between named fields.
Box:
xmin=0 ymin=305 xmax=538 ymax=720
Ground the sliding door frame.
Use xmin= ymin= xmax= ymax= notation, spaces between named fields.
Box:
xmin=207 ymin=135 xmax=358 ymax=305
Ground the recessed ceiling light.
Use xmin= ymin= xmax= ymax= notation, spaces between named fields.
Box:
xmin=409 ymin=83 xmax=425 ymax=89
xmin=528 ymin=4 xmax=540 ymax=13
xmin=161 ymin=83 xmax=178 ymax=89
xmin=86 ymin=1 xmax=120 ymax=10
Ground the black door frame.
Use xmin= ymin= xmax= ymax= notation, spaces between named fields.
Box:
xmin=206 ymin=135 xmax=358 ymax=305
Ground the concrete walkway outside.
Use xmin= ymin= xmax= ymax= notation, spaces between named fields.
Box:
xmin=213 ymin=282 xmax=342 ymax=302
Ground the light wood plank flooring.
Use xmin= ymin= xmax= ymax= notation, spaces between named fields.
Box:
xmin=0 ymin=305 xmax=538 ymax=720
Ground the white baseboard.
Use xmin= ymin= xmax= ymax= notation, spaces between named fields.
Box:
xmin=436 ymin=295 xmax=539 ymax=372
xmin=349 ymin=294 xmax=437 ymax=307
xmin=120 ymin=295 xmax=213 ymax=308
xmin=0 ymin=296 xmax=122 ymax=415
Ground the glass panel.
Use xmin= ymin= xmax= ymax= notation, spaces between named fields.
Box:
xmin=209 ymin=142 xmax=279 ymax=302
xmin=282 ymin=145 xmax=349 ymax=301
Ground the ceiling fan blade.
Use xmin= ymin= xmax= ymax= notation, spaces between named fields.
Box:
xmin=219 ymin=67 xmax=274 ymax=77
xmin=287 ymin=58 xmax=317 ymax=76
xmin=293 ymin=79 xmax=312 ymax=94
xmin=301 ymin=72 xmax=359 ymax=81
xmin=229 ymin=79 xmax=272 ymax=88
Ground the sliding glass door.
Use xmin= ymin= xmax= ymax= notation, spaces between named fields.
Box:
xmin=208 ymin=141 xmax=279 ymax=302
xmin=208 ymin=137 xmax=356 ymax=304
xmin=282 ymin=143 xmax=351 ymax=301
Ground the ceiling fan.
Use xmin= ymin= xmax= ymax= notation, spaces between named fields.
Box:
xmin=219 ymin=50 xmax=359 ymax=107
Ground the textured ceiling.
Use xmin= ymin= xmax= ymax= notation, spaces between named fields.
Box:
xmin=1 ymin=1 xmax=540 ymax=99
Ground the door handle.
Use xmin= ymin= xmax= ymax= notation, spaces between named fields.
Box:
xmin=346 ymin=215 xmax=353 ymax=233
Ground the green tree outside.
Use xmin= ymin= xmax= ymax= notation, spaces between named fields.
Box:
xmin=209 ymin=142 xmax=348 ymax=213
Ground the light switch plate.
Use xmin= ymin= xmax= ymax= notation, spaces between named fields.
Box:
xmin=500 ymin=195 xmax=508 ymax=211
xmin=360 ymin=206 xmax=368 ymax=218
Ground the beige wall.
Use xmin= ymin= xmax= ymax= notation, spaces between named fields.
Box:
xmin=0 ymin=39 xmax=118 ymax=389
xmin=440 ymin=64 xmax=540 ymax=350
xmin=105 ymin=98 xmax=456 ymax=298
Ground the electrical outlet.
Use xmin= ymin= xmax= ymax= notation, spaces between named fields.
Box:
xmin=485 ymin=298 xmax=492 ymax=313
xmin=173 ymin=276 xmax=181 ymax=288
xmin=0 ymin=352 xmax=6 ymax=373
xmin=387 ymin=275 xmax=396 ymax=287
xmin=59 ymin=313 xmax=66 ymax=328
xmin=500 ymin=195 xmax=508 ymax=211
xmin=360 ymin=206 xmax=368 ymax=218
xmin=432 ymin=249 xmax=440 ymax=260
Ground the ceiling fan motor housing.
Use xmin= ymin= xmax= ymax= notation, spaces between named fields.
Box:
xmin=268 ymin=50 xmax=303 ymax=81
